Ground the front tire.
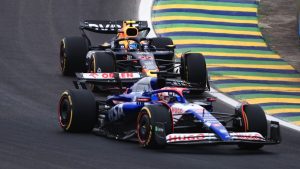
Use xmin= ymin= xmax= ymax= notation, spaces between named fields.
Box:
xmin=150 ymin=37 xmax=174 ymax=71
xmin=137 ymin=105 xmax=172 ymax=149
xmin=58 ymin=90 xmax=97 ymax=132
xmin=237 ymin=104 xmax=268 ymax=150
xmin=60 ymin=37 xmax=89 ymax=76
xmin=87 ymin=52 xmax=116 ymax=91
xmin=181 ymin=53 xmax=208 ymax=91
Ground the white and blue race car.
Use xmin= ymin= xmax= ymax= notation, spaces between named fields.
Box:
xmin=58 ymin=72 xmax=281 ymax=150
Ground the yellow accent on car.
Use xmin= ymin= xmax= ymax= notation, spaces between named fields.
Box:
xmin=66 ymin=93 xmax=73 ymax=130
xmin=140 ymin=107 xmax=153 ymax=145
xmin=144 ymin=69 xmax=157 ymax=77
xmin=141 ymin=107 xmax=152 ymax=118
xmin=125 ymin=20 xmax=137 ymax=24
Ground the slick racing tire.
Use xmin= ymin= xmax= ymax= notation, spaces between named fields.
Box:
xmin=88 ymin=52 xmax=116 ymax=92
xmin=181 ymin=53 xmax=208 ymax=92
xmin=60 ymin=36 xmax=89 ymax=76
xmin=150 ymin=37 xmax=174 ymax=71
xmin=237 ymin=104 xmax=268 ymax=150
xmin=58 ymin=90 xmax=97 ymax=132
xmin=137 ymin=105 xmax=172 ymax=149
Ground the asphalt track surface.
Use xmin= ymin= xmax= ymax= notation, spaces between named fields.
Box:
xmin=0 ymin=0 xmax=299 ymax=169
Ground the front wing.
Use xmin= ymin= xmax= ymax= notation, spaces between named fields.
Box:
xmin=166 ymin=132 xmax=268 ymax=145
xmin=154 ymin=121 xmax=281 ymax=145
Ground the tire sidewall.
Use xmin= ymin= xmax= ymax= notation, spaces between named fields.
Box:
xmin=60 ymin=37 xmax=89 ymax=76
xmin=137 ymin=105 xmax=172 ymax=148
xmin=58 ymin=90 xmax=97 ymax=132
xmin=181 ymin=53 xmax=208 ymax=89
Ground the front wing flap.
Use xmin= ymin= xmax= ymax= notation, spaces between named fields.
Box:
xmin=164 ymin=121 xmax=281 ymax=145
xmin=166 ymin=132 xmax=269 ymax=145
xmin=75 ymin=72 xmax=143 ymax=84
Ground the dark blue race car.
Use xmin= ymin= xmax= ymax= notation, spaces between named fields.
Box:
xmin=58 ymin=73 xmax=280 ymax=150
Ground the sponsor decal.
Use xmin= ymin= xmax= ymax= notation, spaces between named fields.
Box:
xmin=231 ymin=132 xmax=265 ymax=141
xmin=170 ymin=103 xmax=200 ymax=115
xmin=89 ymin=73 xmax=99 ymax=78
xmin=86 ymin=23 xmax=122 ymax=31
xmin=171 ymin=107 xmax=184 ymax=115
xmin=167 ymin=133 xmax=205 ymax=142
xmin=119 ymin=73 xmax=134 ymax=78
xmin=100 ymin=73 xmax=114 ymax=79
xmin=108 ymin=104 xmax=124 ymax=122
xmin=82 ymin=73 xmax=141 ymax=79
xmin=166 ymin=132 xmax=265 ymax=143
xmin=166 ymin=133 xmax=220 ymax=143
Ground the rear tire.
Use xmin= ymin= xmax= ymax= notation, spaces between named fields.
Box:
xmin=87 ymin=52 xmax=116 ymax=92
xmin=181 ymin=53 xmax=208 ymax=91
xmin=58 ymin=90 xmax=97 ymax=132
xmin=60 ymin=37 xmax=89 ymax=76
xmin=237 ymin=104 xmax=268 ymax=150
xmin=137 ymin=105 xmax=172 ymax=149
xmin=150 ymin=37 xmax=174 ymax=72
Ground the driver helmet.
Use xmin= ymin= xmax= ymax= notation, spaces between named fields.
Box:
xmin=117 ymin=21 xmax=139 ymax=51
xmin=158 ymin=92 xmax=170 ymax=103
xmin=128 ymin=41 xmax=139 ymax=51
xmin=158 ymin=92 xmax=178 ymax=103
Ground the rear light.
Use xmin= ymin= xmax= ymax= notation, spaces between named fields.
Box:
xmin=207 ymin=97 xmax=217 ymax=102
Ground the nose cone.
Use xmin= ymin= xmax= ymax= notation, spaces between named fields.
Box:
xmin=210 ymin=123 xmax=232 ymax=141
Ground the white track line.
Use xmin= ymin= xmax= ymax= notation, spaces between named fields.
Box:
xmin=138 ymin=0 xmax=300 ymax=132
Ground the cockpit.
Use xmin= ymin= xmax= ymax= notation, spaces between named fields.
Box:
xmin=127 ymin=77 xmax=157 ymax=93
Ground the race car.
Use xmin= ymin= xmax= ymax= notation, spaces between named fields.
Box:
xmin=58 ymin=72 xmax=281 ymax=150
xmin=59 ymin=20 xmax=209 ymax=91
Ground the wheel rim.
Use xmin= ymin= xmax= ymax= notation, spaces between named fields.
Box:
xmin=137 ymin=112 xmax=151 ymax=144
xmin=59 ymin=97 xmax=71 ymax=128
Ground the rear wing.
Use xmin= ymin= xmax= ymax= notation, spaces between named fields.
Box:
xmin=151 ymin=71 xmax=210 ymax=92
xmin=74 ymin=72 xmax=143 ymax=89
xmin=79 ymin=20 xmax=149 ymax=34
